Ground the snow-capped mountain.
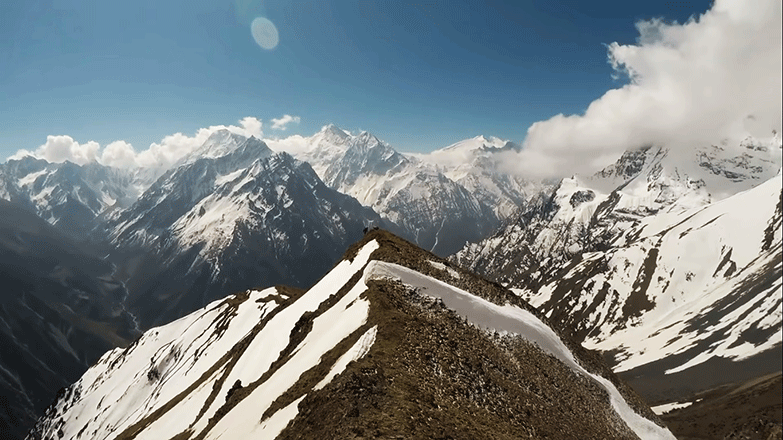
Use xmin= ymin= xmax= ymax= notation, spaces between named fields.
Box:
xmin=452 ymin=138 xmax=782 ymax=404
xmin=0 ymin=157 xmax=141 ymax=239
xmin=454 ymin=139 xmax=782 ymax=289
xmin=102 ymin=130 xmax=387 ymax=328
xmin=274 ymin=125 xmax=511 ymax=256
xmin=0 ymin=199 xmax=140 ymax=440
xmin=416 ymin=135 xmax=544 ymax=219
xmin=28 ymin=230 xmax=674 ymax=440
xmin=514 ymin=172 xmax=782 ymax=403
xmin=289 ymin=124 xmax=354 ymax=177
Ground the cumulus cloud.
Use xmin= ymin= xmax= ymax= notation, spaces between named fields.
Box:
xmin=135 ymin=116 xmax=264 ymax=169
xmin=100 ymin=141 xmax=138 ymax=168
xmin=11 ymin=117 xmax=265 ymax=171
xmin=34 ymin=135 xmax=101 ymax=166
xmin=264 ymin=134 xmax=310 ymax=155
xmin=270 ymin=114 xmax=301 ymax=131
xmin=507 ymin=0 xmax=782 ymax=178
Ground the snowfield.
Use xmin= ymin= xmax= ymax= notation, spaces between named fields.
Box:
xmin=525 ymin=175 xmax=782 ymax=374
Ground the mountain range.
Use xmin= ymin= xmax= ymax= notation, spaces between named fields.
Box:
xmin=270 ymin=125 xmax=542 ymax=256
xmin=0 ymin=125 xmax=780 ymax=439
xmin=0 ymin=126 xmax=534 ymax=438
xmin=453 ymin=136 xmax=783 ymax=409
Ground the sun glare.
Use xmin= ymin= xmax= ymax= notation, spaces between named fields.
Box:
xmin=251 ymin=16 xmax=279 ymax=50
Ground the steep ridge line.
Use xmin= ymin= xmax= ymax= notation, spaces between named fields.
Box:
xmin=365 ymin=260 xmax=675 ymax=440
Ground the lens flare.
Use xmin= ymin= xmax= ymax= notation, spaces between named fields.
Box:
xmin=251 ymin=17 xmax=279 ymax=50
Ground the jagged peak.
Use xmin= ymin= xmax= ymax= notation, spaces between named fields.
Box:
xmin=353 ymin=130 xmax=380 ymax=144
xmin=319 ymin=123 xmax=351 ymax=139
xmin=593 ymin=145 xmax=660 ymax=181
xmin=173 ymin=130 xmax=272 ymax=169
xmin=348 ymin=131 xmax=398 ymax=156
xmin=204 ymin=128 xmax=247 ymax=145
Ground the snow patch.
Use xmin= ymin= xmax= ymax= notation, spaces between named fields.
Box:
xmin=651 ymin=401 xmax=695 ymax=415
xmin=314 ymin=325 xmax=378 ymax=390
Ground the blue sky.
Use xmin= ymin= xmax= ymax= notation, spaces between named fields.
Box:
xmin=1 ymin=0 xmax=717 ymax=158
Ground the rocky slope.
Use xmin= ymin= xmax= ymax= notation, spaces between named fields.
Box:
xmin=0 ymin=199 xmax=140 ymax=440
xmin=657 ymin=372 xmax=782 ymax=440
xmin=27 ymin=230 xmax=674 ymax=440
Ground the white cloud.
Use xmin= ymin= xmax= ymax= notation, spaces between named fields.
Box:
xmin=100 ymin=141 xmax=138 ymax=168
xmin=271 ymin=114 xmax=301 ymax=131
xmin=237 ymin=116 xmax=263 ymax=138
xmin=34 ymin=135 xmax=100 ymax=166
xmin=11 ymin=117 xmax=265 ymax=171
xmin=264 ymin=134 xmax=310 ymax=155
xmin=507 ymin=0 xmax=782 ymax=178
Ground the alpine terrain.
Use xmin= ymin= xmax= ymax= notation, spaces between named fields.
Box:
xmin=100 ymin=129 xmax=389 ymax=328
xmin=27 ymin=230 xmax=675 ymax=440
xmin=0 ymin=156 xmax=142 ymax=240
xmin=0 ymin=130 xmax=389 ymax=437
xmin=453 ymin=136 xmax=783 ymax=436
xmin=269 ymin=125 xmax=541 ymax=256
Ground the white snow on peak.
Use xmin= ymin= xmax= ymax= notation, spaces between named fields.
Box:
xmin=526 ymin=174 xmax=783 ymax=375
xmin=186 ymin=130 xmax=246 ymax=161
xmin=176 ymin=130 xmax=270 ymax=168
xmin=414 ymin=135 xmax=509 ymax=170
xmin=442 ymin=135 xmax=509 ymax=152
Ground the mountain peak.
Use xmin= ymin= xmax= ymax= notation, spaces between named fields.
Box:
xmin=440 ymin=135 xmax=510 ymax=153
xmin=174 ymin=130 xmax=265 ymax=167
xmin=351 ymin=130 xmax=384 ymax=148
xmin=320 ymin=124 xmax=350 ymax=139
xmin=204 ymin=128 xmax=247 ymax=146
xmin=308 ymin=125 xmax=352 ymax=151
